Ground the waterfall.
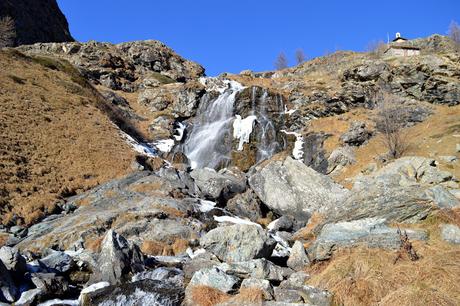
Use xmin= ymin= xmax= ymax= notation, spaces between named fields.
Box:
xmin=183 ymin=78 xmax=245 ymax=169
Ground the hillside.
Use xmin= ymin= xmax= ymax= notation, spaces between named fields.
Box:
xmin=0 ymin=30 xmax=459 ymax=306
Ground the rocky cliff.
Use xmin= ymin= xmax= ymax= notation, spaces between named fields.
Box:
xmin=0 ymin=0 xmax=73 ymax=46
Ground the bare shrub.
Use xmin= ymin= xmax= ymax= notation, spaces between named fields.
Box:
xmin=448 ymin=20 xmax=460 ymax=48
xmin=0 ymin=16 xmax=16 ymax=48
xmin=274 ymin=52 xmax=288 ymax=70
xmin=373 ymin=92 xmax=410 ymax=159
xmin=295 ymin=48 xmax=306 ymax=65
xmin=393 ymin=227 xmax=419 ymax=264
xmin=367 ymin=40 xmax=387 ymax=56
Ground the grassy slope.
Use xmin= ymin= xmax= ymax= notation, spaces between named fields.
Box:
xmin=0 ymin=50 xmax=135 ymax=226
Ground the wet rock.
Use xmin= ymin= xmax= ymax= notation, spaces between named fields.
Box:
xmin=241 ymin=278 xmax=274 ymax=300
xmin=188 ymin=267 xmax=240 ymax=293
xmin=309 ymin=218 xmax=427 ymax=261
xmin=440 ymin=224 xmax=460 ymax=244
xmin=90 ymin=230 xmax=144 ymax=285
xmin=287 ymin=241 xmax=310 ymax=271
xmin=0 ymin=246 xmax=27 ymax=276
xmin=340 ymin=121 xmax=372 ymax=146
xmin=200 ymin=224 xmax=275 ymax=262
xmin=249 ymin=157 xmax=349 ymax=222
xmin=191 ymin=168 xmax=246 ymax=201
xmin=40 ymin=250 xmax=76 ymax=274
xmin=80 ymin=279 xmax=184 ymax=306
xmin=216 ymin=258 xmax=288 ymax=282
xmin=226 ymin=189 xmax=263 ymax=222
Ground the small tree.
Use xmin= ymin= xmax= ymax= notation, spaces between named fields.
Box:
xmin=0 ymin=16 xmax=16 ymax=48
xmin=373 ymin=92 xmax=410 ymax=160
xmin=448 ymin=20 xmax=460 ymax=45
xmin=367 ymin=40 xmax=386 ymax=56
xmin=274 ymin=52 xmax=288 ymax=70
xmin=295 ymin=48 xmax=306 ymax=65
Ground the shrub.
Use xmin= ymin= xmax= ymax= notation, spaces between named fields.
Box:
xmin=0 ymin=16 xmax=16 ymax=48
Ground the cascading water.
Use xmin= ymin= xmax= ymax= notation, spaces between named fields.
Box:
xmin=182 ymin=78 xmax=245 ymax=169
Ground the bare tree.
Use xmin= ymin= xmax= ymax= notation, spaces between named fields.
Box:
xmin=295 ymin=48 xmax=306 ymax=65
xmin=367 ymin=40 xmax=386 ymax=56
xmin=274 ymin=52 xmax=288 ymax=70
xmin=373 ymin=92 xmax=410 ymax=160
xmin=448 ymin=20 xmax=460 ymax=44
xmin=0 ymin=16 xmax=16 ymax=48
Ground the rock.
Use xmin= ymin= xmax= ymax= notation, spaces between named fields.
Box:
xmin=267 ymin=216 xmax=295 ymax=232
xmin=298 ymin=285 xmax=332 ymax=306
xmin=439 ymin=156 xmax=458 ymax=163
xmin=39 ymin=250 xmax=75 ymax=274
xmin=132 ymin=267 xmax=184 ymax=286
xmin=425 ymin=185 xmax=459 ymax=208
xmin=184 ymin=251 xmax=220 ymax=280
xmin=14 ymin=288 xmax=43 ymax=306
xmin=279 ymin=271 xmax=310 ymax=289
xmin=191 ymin=168 xmax=246 ymax=200
xmin=0 ymin=0 xmax=73 ymax=47
xmin=80 ymin=279 xmax=184 ymax=306
xmin=216 ymin=259 xmax=288 ymax=282
xmin=241 ymin=278 xmax=274 ymax=300
xmin=274 ymin=287 xmax=303 ymax=303
xmin=310 ymin=218 xmax=428 ymax=261
xmin=300 ymin=132 xmax=330 ymax=174
xmin=0 ymin=246 xmax=27 ymax=276
xmin=0 ymin=261 xmax=17 ymax=303
xmin=249 ymin=157 xmax=349 ymax=221
xmin=226 ymin=189 xmax=263 ymax=222
xmin=327 ymin=146 xmax=355 ymax=174
xmin=30 ymin=272 xmax=69 ymax=297
xmin=287 ymin=241 xmax=310 ymax=271
xmin=188 ymin=267 xmax=240 ymax=293
xmin=340 ymin=121 xmax=372 ymax=146
xmin=240 ymin=70 xmax=254 ymax=76
xmin=200 ymin=224 xmax=275 ymax=262
xmin=440 ymin=224 xmax=460 ymax=244
xmin=90 ymin=230 xmax=144 ymax=285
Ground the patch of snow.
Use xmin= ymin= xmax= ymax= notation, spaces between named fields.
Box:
xmin=197 ymin=199 xmax=217 ymax=212
xmin=154 ymin=139 xmax=175 ymax=153
xmin=121 ymin=132 xmax=157 ymax=157
xmin=267 ymin=219 xmax=280 ymax=231
xmin=80 ymin=282 xmax=111 ymax=296
xmin=233 ymin=115 xmax=257 ymax=151
xmin=64 ymin=248 xmax=83 ymax=257
xmin=186 ymin=248 xmax=207 ymax=259
xmin=284 ymin=105 xmax=297 ymax=116
xmin=214 ymin=215 xmax=262 ymax=228
xmin=173 ymin=122 xmax=186 ymax=141
xmin=281 ymin=130 xmax=304 ymax=160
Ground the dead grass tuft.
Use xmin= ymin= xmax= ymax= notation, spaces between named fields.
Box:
xmin=189 ymin=285 xmax=230 ymax=306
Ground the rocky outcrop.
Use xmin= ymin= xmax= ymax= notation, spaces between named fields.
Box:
xmin=249 ymin=157 xmax=349 ymax=221
xmin=441 ymin=224 xmax=460 ymax=244
xmin=190 ymin=168 xmax=247 ymax=201
xmin=340 ymin=121 xmax=372 ymax=146
xmin=0 ymin=0 xmax=73 ymax=46
xmin=18 ymin=40 xmax=205 ymax=92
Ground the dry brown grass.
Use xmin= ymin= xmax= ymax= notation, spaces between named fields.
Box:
xmin=292 ymin=212 xmax=325 ymax=247
xmin=141 ymin=240 xmax=174 ymax=256
xmin=307 ymin=212 xmax=460 ymax=306
xmin=172 ymin=238 xmax=189 ymax=255
xmin=189 ymin=286 xmax=230 ymax=306
xmin=189 ymin=286 xmax=264 ymax=306
xmin=84 ymin=236 xmax=104 ymax=253
xmin=0 ymin=233 xmax=9 ymax=247
xmin=0 ymin=50 xmax=135 ymax=226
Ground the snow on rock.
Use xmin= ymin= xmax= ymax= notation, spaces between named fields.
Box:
xmin=197 ymin=199 xmax=217 ymax=212
xmin=154 ymin=139 xmax=175 ymax=153
xmin=281 ymin=130 xmax=304 ymax=161
xmin=79 ymin=282 xmax=111 ymax=296
xmin=121 ymin=132 xmax=157 ymax=157
xmin=38 ymin=299 xmax=79 ymax=306
xmin=186 ymin=248 xmax=207 ymax=259
xmin=284 ymin=105 xmax=297 ymax=116
xmin=233 ymin=115 xmax=257 ymax=151
xmin=214 ymin=215 xmax=262 ymax=228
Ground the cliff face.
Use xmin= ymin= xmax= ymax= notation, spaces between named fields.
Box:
xmin=0 ymin=0 xmax=73 ymax=46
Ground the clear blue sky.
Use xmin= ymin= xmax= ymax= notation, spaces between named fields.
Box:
xmin=57 ymin=0 xmax=459 ymax=76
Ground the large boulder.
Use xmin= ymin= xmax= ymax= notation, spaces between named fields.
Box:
xmin=309 ymin=218 xmax=428 ymax=261
xmin=226 ymin=189 xmax=263 ymax=222
xmin=0 ymin=246 xmax=27 ymax=276
xmin=249 ymin=157 xmax=349 ymax=221
xmin=200 ymin=224 xmax=275 ymax=262
xmin=187 ymin=267 xmax=240 ymax=293
xmin=287 ymin=241 xmax=311 ymax=271
xmin=191 ymin=168 xmax=247 ymax=201
xmin=215 ymin=259 xmax=289 ymax=282
xmin=39 ymin=250 xmax=76 ymax=274
xmin=90 ymin=230 xmax=144 ymax=285
xmin=0 ymin=261 xmax=17 ymax=303
xmin=340 ymin=121 xmax=372 ymax=146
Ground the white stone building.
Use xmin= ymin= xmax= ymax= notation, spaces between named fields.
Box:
xmin=384 ymin=33 xmax=421 ymax=57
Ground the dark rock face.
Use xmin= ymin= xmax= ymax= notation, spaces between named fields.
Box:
xmin=0 ymin=0 xmax=73 ymax=46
